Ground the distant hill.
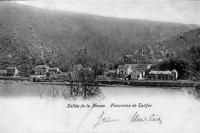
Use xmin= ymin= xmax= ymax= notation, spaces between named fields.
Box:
xmin=0 ymin=2 xmax=199 ymax=73
xmin=160 ymin=28 xmax=200 ymax=50
xmin=151 ymin=28 xmax=200 ymax=61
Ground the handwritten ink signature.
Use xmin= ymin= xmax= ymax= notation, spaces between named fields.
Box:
xmin=93 ymin=111 xmax=118 ymax=129
xmin=93 ymin=111 xmax=162 ymax=129
xmin=131 ymin=111 xmax=162 ymax=124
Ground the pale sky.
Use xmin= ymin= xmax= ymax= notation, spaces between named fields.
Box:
xmin=16 ymin=0 xmax=200 ymax=25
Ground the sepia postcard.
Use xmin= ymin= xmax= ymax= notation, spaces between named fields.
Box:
xmin=0 ymin=0 xmax=200 ymax=133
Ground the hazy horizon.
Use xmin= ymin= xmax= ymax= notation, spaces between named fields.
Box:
xmin=15 ymin=0 xmax=200 ymax=26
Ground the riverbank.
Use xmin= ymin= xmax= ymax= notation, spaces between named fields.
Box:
xmin=0 ymin=82 xmax=199 ymax=133
xmin=0 ymin=76 xmax=198 ymax=87
xmin=2 ymin=79 xmax=197 ymax=88
xmin=96 ymin=80 xmax=198 ymax=87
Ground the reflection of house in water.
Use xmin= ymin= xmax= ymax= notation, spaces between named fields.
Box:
xmin=148 ymin=69 xmax=178 ymax=80
xmin=35 ymin=65 xmax=49 ymax=75
xmin=6 ymin=66 xmax=19 ymax=77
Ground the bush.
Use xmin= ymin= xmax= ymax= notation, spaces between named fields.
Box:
xmin=68 ymin=67 xmax=102 ymax=99
xmin=154 ymin=58 xmax=189 ymax=79
xmin=195 ymin=83 xmax=200 ymax=97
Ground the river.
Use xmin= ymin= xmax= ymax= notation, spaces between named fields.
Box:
xmin=0 ymin=81 xmax=199 ymax=133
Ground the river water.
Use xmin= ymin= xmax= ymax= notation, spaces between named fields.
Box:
xmin=0 ymin=81 xmax=199 ymax=133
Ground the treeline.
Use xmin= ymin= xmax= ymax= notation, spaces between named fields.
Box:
xmin=153 ymin=45 xmax=200 ymax=80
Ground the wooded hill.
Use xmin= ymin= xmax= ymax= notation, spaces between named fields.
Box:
xmin=0 ymin=2 xmax=199 ymax=75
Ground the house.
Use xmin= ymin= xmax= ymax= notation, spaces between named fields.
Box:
xmin=0 ymin=69 xmax=7 ymax=76
xmin=130 ymin=64 xmax=140 ymax=80
xmin=117 ymin=64 xmax=132 ymax=77
xmin=130 ymin=64 xmax=152 ymax=80
xmin=34 ymin=65 xmax=49 ymax=76
xmin=117 ymin=65 xmax=124 ymax=75
xmin=6 ymin=66 xmax=19 ymax=77
xmin=48 ymin=67 xmax=61 ymax=77
xmin=117 ymin=64 xmax=152 ymax=79
xmin=48 ymin=67 xmax=61 ymax=74
xmin=117 ymin=65 xmax=125 ymax=76
xmin=103 ymin=70 xmax=117 ymax=78
xmin=148 ymin=69 xmax=178 ymax=80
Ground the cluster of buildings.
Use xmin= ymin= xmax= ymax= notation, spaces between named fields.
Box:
xmin=116 ymin=64 xmax=151 ymax=80
xmin=0 ymin=54 xmax=178 ymax=82
xmin=0 ymin=66 xmax=19 ymax=77
xmin=0 ymin=65 xmax=61 ymax=78
xmin=115 ymin=55 xmax=178 ymax=80
xmin=34 ymin=65 xmax=61 ymax=77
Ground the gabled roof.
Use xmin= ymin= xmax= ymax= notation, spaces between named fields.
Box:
xmin=118 ymin=64 xmax=152 ymax=70
xmin=136 ymin=64 xmax=152 ymax=69
xmin=149 ymin=70 xmax=172 ymax=74
xmin=49 ymin=67 xmax=60 ymax=70
xmin=129 ymin=64 xmax=152 ymax=69
xmin=35 ymin=65 xmax=49 ymax=69
xmin=6 ymin=66 xmax=17 ymax=70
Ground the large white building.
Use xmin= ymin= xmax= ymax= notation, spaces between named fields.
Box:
xmin=117 ymin=64 xmax=152 ymax=79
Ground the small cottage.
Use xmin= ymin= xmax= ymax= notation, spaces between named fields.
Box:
xmin=6 ymin=66 xmax=19 ymax=77
xmin=49 ymin=67 xmax=61 ymax=74
xmin=103 ymin=70 xmax=116 ymax=78
xmin=48 ymin=67 xmax=61 ymax=77
xmin=0 ymin=69 xmax=7 ymax=76
xmin=35 ymin=65 xmax=49 ymax=76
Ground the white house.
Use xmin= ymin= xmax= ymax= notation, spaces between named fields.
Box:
xmin=130 ymin=64 xmax=152 ymax=80
xmin=34 ymin=65 xmax=49 ymax=75
xmin=117 ymin=64 xmax=133 ymax=77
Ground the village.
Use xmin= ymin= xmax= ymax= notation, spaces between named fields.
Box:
xmin=0 ymin=53 xmax=178 ymax=83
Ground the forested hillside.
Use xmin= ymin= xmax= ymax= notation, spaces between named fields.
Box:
xmin=0 ymin=2 xmax=198 ymax=75
xmin=159 ymin=28 xmax=200 ymax=51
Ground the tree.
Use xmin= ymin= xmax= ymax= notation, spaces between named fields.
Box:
xmin=183 ymin=45 xmax=200 ymax=80
xmin=155 ymin=58 xmax=189 ymax=79
xmin=68 ymin=67 xmax=101 ymax=99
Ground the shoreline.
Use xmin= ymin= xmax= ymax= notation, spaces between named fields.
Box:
xmin=0 ymin=78 xmax=197 ymax=88
xmin=96 ymin=80 xmax=197 ymax=87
